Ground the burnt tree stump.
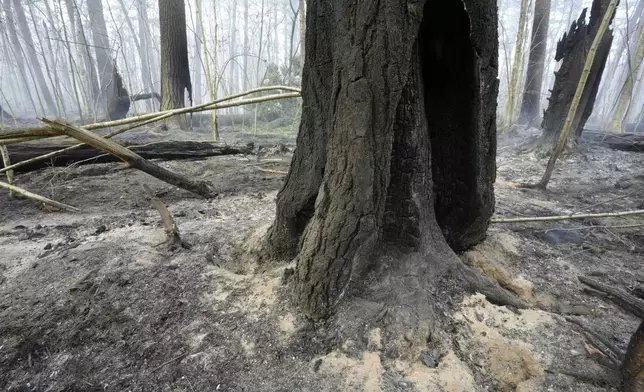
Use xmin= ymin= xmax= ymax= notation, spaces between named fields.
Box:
xmin=540 ymin=0 xmax=617 ymax=145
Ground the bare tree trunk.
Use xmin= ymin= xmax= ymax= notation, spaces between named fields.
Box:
xmin=116 ymin=0 xmax=153 ymax=112
xmin=502 ymin=0 xmax=529 ymax=131
xmin=1 ymin=0 xmax=39 ymax=114
xmin=11 ymin=0 xmax=57 ymax=114
xmin=86 ymin=0 xmax=118 ymax=113
xmin=159 ymin=0 xmax=192 ymax=129
xmin=229 ymin=0 xmax=238 ymax=96
xmin=28 ymin=2 xmax=66 ymax=116
xmin=540 ymin=0 xmax=617 ymax=145
xmin=57 ymin=0 xmax=84 ymax=120
xmin=193 ymin=6 xmax=203 ymax=106
xmin=298 ymin=0 xmax=305 ymax=63
xmin=261 ymin=0 xmax=522 ymax=333
xmin=66 ymin=0 xmax=101 ymax=115
xmin=608 ymin=2 xmax=644 ymax=132
xmin=136 ymin=0 xmax=157 ymax=111
xmin=519 ymin=0 xmax=551 ymax=126
xmin=623 ymin=320 xmax=644 ymax=391
xmin=243 ymin=0 xmax=249 ymax=92
xmin=273 ymin=3 xmax=279 ymax=68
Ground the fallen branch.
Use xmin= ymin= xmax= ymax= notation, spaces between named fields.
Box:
xmin=0 ymin=92 xmax=295 ymax=172
xmin=491 ymin=209 xmax=644 ymax=223
xmin=256 ymin=167 xmax=288 ymax=175
xmin=4 ymin=141 xmax=253 ymax=173
xmin=42 ymin=119 xmax=216 ymax=198
xmin=0 ymin=180 xmax=80 ymax=212
xmin=0 ymin=86 xmax=301 ymax=141
xmin=142 ymin=183 xmax=190 ymax=249
xmin=0 ymin=145 xmax=13 ymax=193
xmin=578 ymin=276 xmax=644 ymax=319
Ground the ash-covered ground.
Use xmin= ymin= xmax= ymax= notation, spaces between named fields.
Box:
xmin=0 ymin=125 xmax=642 ymax=391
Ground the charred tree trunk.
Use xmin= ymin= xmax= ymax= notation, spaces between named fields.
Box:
xmin=623 ymin=320 xmax=644 ymax=391
xmin=540 ymin=1 xmax=617 ymax=145
xmin=261 ymin=0 xmax=522 ymax=324
xmin=159 ymin=0 xmax=192 ymax=130
xmin=519 ymin=0 xmax=551 ymax=126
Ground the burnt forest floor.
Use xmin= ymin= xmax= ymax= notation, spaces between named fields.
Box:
xmin=0 ymin=124 xmax=642 ymax=392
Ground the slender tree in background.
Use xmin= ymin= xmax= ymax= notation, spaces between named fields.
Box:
xmin=262 ymin=0 xmax=525 ymax=323
xmin=298 ymin=0 xmax=304 ymax=65
xmin=243 ymin=0 xmax=249 ymax=93
xmin=11 ymin=0 xmax=57 ymax=114
xmin=117 ymin=0 xmax=153 ymax=112
xmin=229 ymin=0 xmax=239 ymax=95
xmin=519 ymin=0 xmax=551 ymax=126
xmin=540 ymin=0 xmax=617 ymax=146
xmin=192 ymin=2 xmax=203 ymax=106
xmin=67 ymin=0 xmax=101 ymax=114
xmin=137 ymin=0 xmax=157 ymax=110
xmin=86 ymin=0 xmax=118 ymax=112
xmin=194 ymin=0 xmax=218 ymax=138
xmin=596 ymin=0 xmax=643 ymax=117
xmin=608 ymin=2 xmax=644 ymax=132
xmin=502 ymin=0 xmax=529 ymax=131
xmin=1 ymin=0 xmax=38 ymax=114
xmin=159 ymin=0 xmax=192 ymax=129
xmin=57 ymin=1 xmax=85 ymax=120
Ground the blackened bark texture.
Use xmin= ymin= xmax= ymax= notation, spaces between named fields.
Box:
xmin=159 ymin=0 xmax=192 ymax=130
xmin=519 ymin=0 xmax=551 ymax=126
xmin=623 ymin=320 xmax=644 ymax=392
xmin=262 ymin=0 xmax=333 ymax=259
xmin=264 ymin=0 xmax=515 ymax=319
xmin=423 ymin=0 xmax=499 ymax=251
xmin=541 ymin=0 xmax=616 ymax=144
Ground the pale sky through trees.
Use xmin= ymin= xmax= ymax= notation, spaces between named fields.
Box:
xmin=0 ymin=0 xmax=642 ymax=128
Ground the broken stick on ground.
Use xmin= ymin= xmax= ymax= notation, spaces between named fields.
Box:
xmin=0 ymin=180 xmax=80 ymax=212
xmin=141 ymin=183 xmax=190 ymax=249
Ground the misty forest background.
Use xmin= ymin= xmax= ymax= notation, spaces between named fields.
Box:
xmin=0 ymin=0 xmax=642 ymax=132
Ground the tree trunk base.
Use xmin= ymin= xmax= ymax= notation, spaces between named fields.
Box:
xmin=281 ymin=244 xmax=528 ymax=361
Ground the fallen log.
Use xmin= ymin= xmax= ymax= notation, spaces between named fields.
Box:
xmin=42 ymin=119 xmax=216 ymax=198
xmin=3 ymin=140 xmax=253 ymax=173
xmin=580 ymin=131 xmax=644 ymax=152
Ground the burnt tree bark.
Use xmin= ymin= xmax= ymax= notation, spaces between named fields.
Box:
xmin=159 ymin=0 xmax=192 ymax=130
xmin=519 ymin=0 xmax=551 ymax=126
xmin=623 ymin=320 xmax=644 ymax=391
xmin=540 ymin=0 xmax=617 ymax=145
xmin=261 ymin=0 xmax=524 ymax=324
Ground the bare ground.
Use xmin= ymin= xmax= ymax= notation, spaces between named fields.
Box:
xmin=0 ymin=126 xmax=642 ymax=391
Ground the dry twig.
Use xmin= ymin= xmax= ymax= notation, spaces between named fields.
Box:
xmin=141 ymin=184 xmax=190 ymax=249
xmin=0 ymin=180 xmax=79 ymax=212
xmin=491 ymin=208 xmax=644 ymax=223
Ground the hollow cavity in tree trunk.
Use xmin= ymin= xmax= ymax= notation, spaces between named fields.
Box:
xmin=260 ymin=0 xmax=524 ymax=349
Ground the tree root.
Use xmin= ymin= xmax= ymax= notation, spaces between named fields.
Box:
xmin=456 ymin=262 xmax=530 ymax=309
xmin=545 ymin=367 xmax=621 ymax=388
xmin=566 ymin=316 xmax=625 ymax=363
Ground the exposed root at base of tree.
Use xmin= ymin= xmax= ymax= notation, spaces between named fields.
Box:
xmin=282 ymin=248 xmax=530 ymax=365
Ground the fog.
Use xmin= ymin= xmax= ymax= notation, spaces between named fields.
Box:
xmin=0 ymin=0 xmax=642 ymax=129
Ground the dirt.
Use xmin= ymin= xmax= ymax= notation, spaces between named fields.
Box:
xmin=1 ymin=126 xmax=643 ymax=391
